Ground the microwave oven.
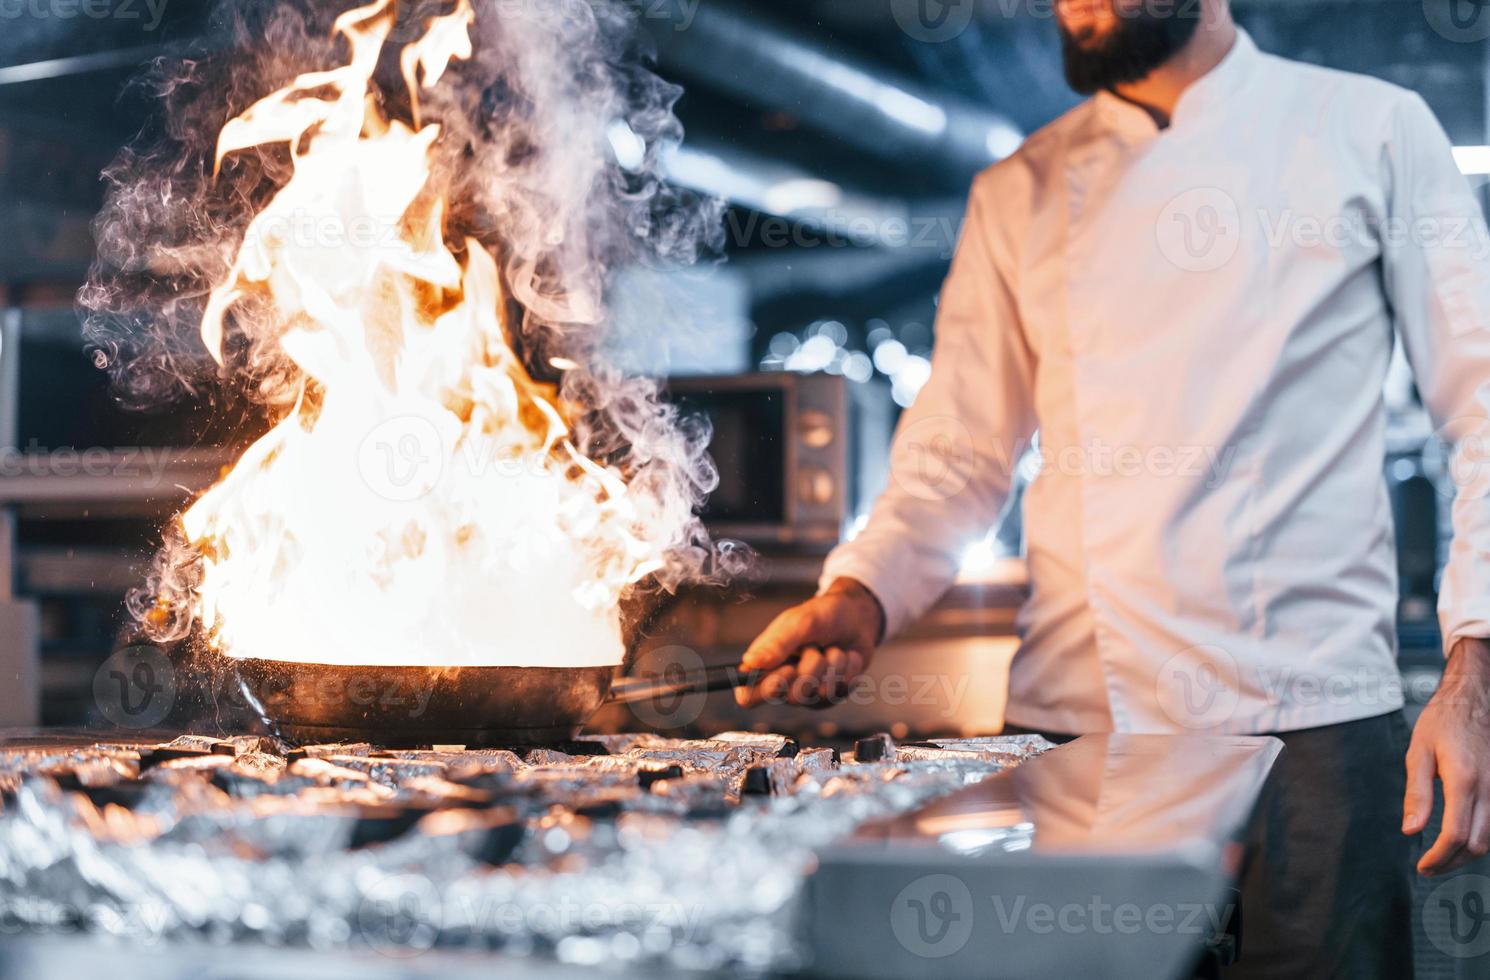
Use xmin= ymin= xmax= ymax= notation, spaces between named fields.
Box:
xmin=5 ymin=312 xmax=893 ymax=551
xmin=666 ymin=372 xmax=893 ymax=550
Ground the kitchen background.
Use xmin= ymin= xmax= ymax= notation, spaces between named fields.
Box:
xmin=0 ymin=0 xmax=1476 ymax=735
xmin=0 ymin=2 xmax=1485 ymax=977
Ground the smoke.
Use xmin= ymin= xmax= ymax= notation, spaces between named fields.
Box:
xmin=80 ymin=0 xmax=749 ymax=648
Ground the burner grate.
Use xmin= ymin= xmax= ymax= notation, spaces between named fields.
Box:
xmin=0 ymin=730 xmax=1049 ymax=972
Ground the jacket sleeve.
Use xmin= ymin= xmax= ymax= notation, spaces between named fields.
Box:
xmin=1381 ymin=92 xmax=1490 ymax=657
xmin=819 ymin=172 xmax=1038 ymax=637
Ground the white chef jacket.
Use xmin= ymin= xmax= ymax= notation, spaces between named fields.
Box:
xmin=821 ymin=30 xmax=1490 ymax=734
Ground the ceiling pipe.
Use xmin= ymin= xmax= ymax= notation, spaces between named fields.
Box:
xmin=655 ymin=136 xmax=965 ymax=254
xmin=0 ymin=45 xmax=165 ymax=87
xmin=649 ymin=0 xmax=1022 ymax=180
xmin=731 ymin=246 xmax=948 ymax=306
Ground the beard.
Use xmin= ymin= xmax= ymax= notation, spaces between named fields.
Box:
xmin=1060 ymin=7 xmax=1202 ymax=94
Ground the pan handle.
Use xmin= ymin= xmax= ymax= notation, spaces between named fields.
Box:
xmin=606 ymin=662 xmax=764 ymax=707
xmin=606 ymin=653 xmax=823 ymax=708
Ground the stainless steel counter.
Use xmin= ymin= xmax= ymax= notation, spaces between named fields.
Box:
xmin=807 ymin=734 xmax=1282 ymax=980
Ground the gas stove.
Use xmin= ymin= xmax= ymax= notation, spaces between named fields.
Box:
xmin=0 ymin=729 xmax=1280 ymax=979
xmin=0 ymin=729 xmax=1049 ymax=974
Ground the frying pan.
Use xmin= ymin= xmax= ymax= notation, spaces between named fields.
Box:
xmin=230 ymin=657 xmax=766 ymax=747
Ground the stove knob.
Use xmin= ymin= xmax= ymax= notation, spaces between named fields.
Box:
xmin=741 ymin=765 xmax=775 ymax=797
xmin=800 ymin=410 xmax=835 ymax=449
xmin=853 ymin=733 xmax=894 ymax=763
xmin=799 ymin=468 xmax=835 ymax=505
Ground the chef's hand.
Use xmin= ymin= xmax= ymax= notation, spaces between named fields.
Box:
xmin=1405 ymin=637 xmax=1490 ymax=875
xmin=734 ymin=577 xmax=885 ymax=708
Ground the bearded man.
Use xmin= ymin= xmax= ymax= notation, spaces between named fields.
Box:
xmin=737 ymin=1 xmax=1490 ymax=974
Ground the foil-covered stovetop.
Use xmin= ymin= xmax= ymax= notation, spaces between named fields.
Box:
xmin=0 ymin=731 xmax=1049 ymax=973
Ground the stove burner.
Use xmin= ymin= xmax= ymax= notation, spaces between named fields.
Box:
xmin=0 ymin=730 xmax=1049 ymax=972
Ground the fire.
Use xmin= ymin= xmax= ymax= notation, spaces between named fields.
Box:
xmin=176 ymin=0 xmax=665 ymax=668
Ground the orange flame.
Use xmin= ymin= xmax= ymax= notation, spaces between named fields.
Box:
xmin=179 ymin=0 xmax=662 ymax=668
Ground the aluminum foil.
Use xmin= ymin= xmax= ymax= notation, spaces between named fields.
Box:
xmin=0 ymin=732 xmax=1049 ymax=973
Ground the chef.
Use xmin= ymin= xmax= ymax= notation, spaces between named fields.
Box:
xmin=735 ymin=0 xmax=1490 ymax=974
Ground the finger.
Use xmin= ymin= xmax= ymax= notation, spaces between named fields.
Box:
xmin=1404 ymin=736 xmax=1436 ymax=835
xmin=759 ymin=664 xmax=797 ymax=706
xmin=1434 ymin=784 xmax=1490 ymax=876
xmin=843 ymin=650 xmax=867 ymax=686
xmin=791 ymin=647 xmax=828 ymax=704
xmin=1468 ymin=798 xmax=1490 ymax=863
xmin=822 ymin=647 xmax=848 ymax=700
xmin=741 ymin=608 xmax=815 ymax=672
xmin=736 ymin=668 xmax=789 ymax=708
xmin=734 ymin=673 xmax=774 ymax=709
xmin=736 ymin=665 xmax=797 ymax=709
xmin=1420 ymin=767 xmax=1474 ymax=876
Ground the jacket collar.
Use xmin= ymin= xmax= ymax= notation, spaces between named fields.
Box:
xmin=1091 ymin=28 xmax=1260 ymax=136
